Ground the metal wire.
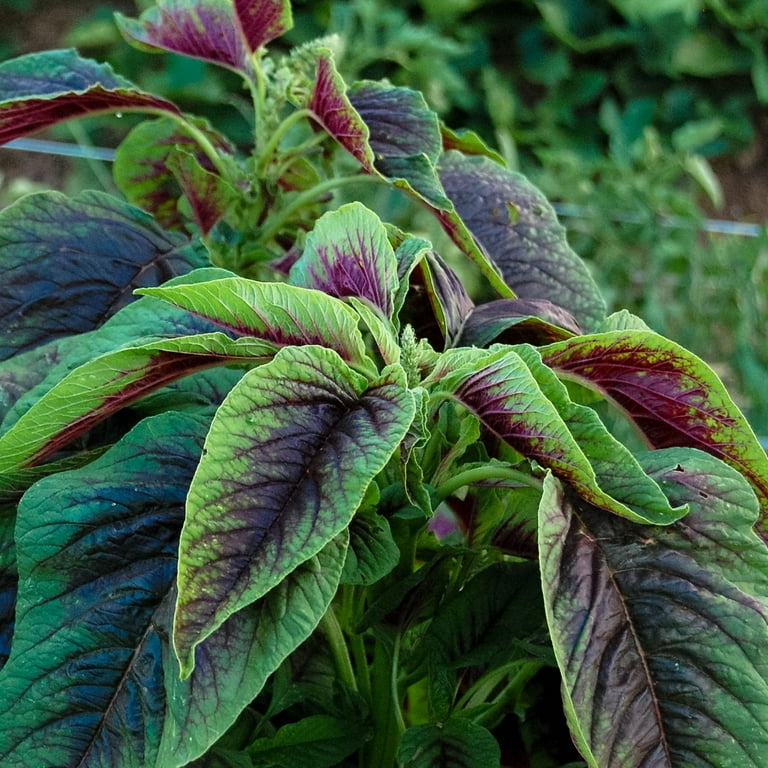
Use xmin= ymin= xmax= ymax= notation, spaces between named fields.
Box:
xmin=3 ymin=138 xmax=766 ymax=238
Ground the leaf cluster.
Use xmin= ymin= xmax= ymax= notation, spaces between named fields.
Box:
xmin=1 ymin=2 xmax=768 ymax=767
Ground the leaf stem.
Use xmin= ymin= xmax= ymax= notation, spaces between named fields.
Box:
xmin=435 ymin=464 xmax=543 ymax=503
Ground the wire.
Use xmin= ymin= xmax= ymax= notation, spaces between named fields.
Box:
xmin=2 ymin=138 xmax=766 ymax=238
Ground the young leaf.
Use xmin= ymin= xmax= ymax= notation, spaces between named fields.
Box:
xmin=428 ymin=347 xmax=684 ymax=524
xmin=137 ymin=278 xmax=375 ymax=372
xmin=289 ymin=202 xmax=399 ymax=319
xmin=0 ymin=48 xmax=180 ymax=145
xmin=167 ymin=148 xmax=239 ymax=235
xmin=539 ymin=449 xmax=768 ymax=767
xmin=174 ymin=346 xmax=416 ymax=674
xmin=397 ymin=718 xmax=501 ymax=768
xmin=541 ymin=330 xmax=768 ymax=537
xmin=0 ymin=189 xmax=208 ymax=361
xmin=114 ymin=117 xmax=236 ymax=232
xmin=341 ymin=511 xmax=400 ymax=586
xmin=116 ymin=0 xmax=292 ymax=78
xmin=0 ymin=333 xmax=276 ymax=476
xmin=438 ymin=151 xmax=607 ymax=330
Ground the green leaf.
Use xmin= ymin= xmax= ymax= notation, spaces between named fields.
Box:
xmin=397 ymin=718 xmax=501 ymax=768
xmin=158 ymin=534 xmax=348 ymax=766
xmin=341 ymin=511 xmax=400 ymax=585
xmin=289 ymin=202 xmax=399 ymax=319
xmin=247 ymin=714 xmax=369 ymax=767
xmin=0 ymin=189 xmax=207 ymax=361
xmin=428 ymin=346 xmax=684 ymax=524
xmin=541 ymin=330 xmax=768 ymax=537
xmin=539 ymin=449 xmax=768 ymax=767
xmin=136 ymin=278 xmax=374 ymax=373
xmin=174 ymin=346 xmax=416 ymax=674
xmin=438 ymin=151 xmax=606 ymax=330
xmin=0 ymin=332 xmax=275 ymax=478
xmin=0 ymin=48 xmax=180 ymax=145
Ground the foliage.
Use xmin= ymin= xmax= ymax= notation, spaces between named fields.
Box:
xmin=1 ymin=1 xmax=768 ymax=767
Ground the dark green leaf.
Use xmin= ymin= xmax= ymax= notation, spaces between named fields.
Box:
xmin=397 ymin=718 xmax=501 ymax=768
xmin=540 ymin=449 xmax=768 ymax=767
xmin=0 ymin=509 xmax=15 ymax=671
xmin=247 ymin=714 xmax=368 ymax=767
xmin=0 ymin=189 xmax=207 ymax=361
xmin=174 ymin=347 xmax=415 ymax=674
xmin=341 ymin=511 xmax=400 ymax=585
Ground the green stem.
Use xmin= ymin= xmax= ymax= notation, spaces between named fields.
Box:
xmin=320 ymin=607 xmax=358 ymax=693
xmin=256 ymin=108 xmax=315 ymax=177
xmin=365 ymin=633 xmax=405 ymax=768
xmin=258 ymin=173 xmax=383 ymax=244
xmin=466 ymin=661 xmax=544 ymax=729
xmin=435 ymin=464 xmax=543 ymax=503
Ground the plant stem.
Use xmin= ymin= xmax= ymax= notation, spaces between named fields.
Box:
xmin=365 ymin=633 xmax=405 ymax=768
xmin=320 ymin=606 xmax=358 ymax=693
xmin=435 ymin=464 xmax=543 ymax=503
xmin=256 ymin=108 xmax=315 ymax=177
xmin=257 ymin=173 xmax=383 ymax=244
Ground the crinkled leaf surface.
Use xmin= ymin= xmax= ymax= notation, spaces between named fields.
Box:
xmin=117 ymin=0 xmax=292 ymax=77
xmin=174 ymin=346 xmax=415 ymax=673
xmin=0 ymin=411 xmax=207 ymax=768
xmin=114 ymin=117 xmax=236 ymax=232
xmin=0 ymin=332 xmax=275 ymax=478
xmin=0 ymin=412 xmax=346 ymax=767
xmin=428 ymin=347 xmax=683 ymax=524
xmin=0 ymin=189 xmax=208 ymax=361
xmin=439 ymin=151 xmax=606 ymax=330
xmin=397 ymin=718 xmax=501 ymax=768
xmin=289 ymin=202 xmax=399 ymax=319
xmin=341 ymin=511 xmax=400 ymax=586
xmin=0 ymin=48 xmax=180 ymax=145
xmin=137 ymin=277 xmax=374 ymax=371
xmin=540 ymin=449 xmax=768 ymax=767
xmin=541 ymin=330 xmax=768 ymax=537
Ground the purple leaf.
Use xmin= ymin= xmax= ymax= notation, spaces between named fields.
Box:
xmin=0 ymin=49 xmax=181 ymax=145
xmin=439 ymin=151 xmax=606 ymax=329
xmin=233 ymin=0 xmax=293 ymax=51
xmin=289 ymin=203 xmax=399 ymax=318
xmin=116 ymin=0 xmax=272 ymax=77
xmin=458 ymin=298 xmax=581 ymax=348
xmin=418 ymin=250 xmax=475 ymax=345
xmin=309 ymin=50 xmax=376 ymax=170
xmin=541 ymin=330 xmax=768 ymax=538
